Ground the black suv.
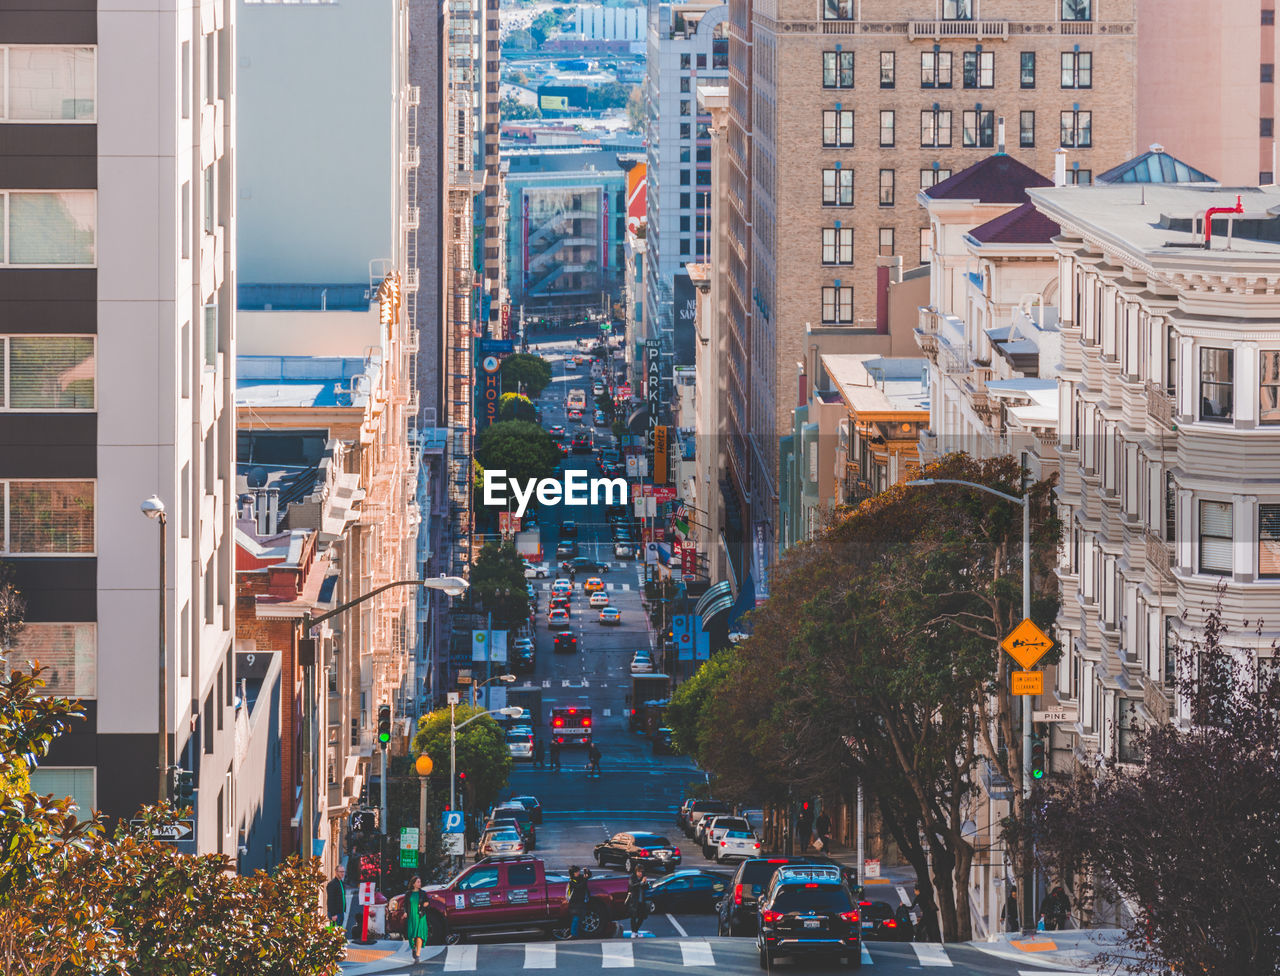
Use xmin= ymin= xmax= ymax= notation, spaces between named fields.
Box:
xmin=756 ymin=865 xmax=861 ymax=969
xmin=560 ymin=556 xmax=608 ymax=574
xmin=717 ymin=856 xmax=829 ymax=937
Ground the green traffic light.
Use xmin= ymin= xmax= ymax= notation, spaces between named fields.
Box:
xmin=1032 ymin=767 xmax=1044 ymax=779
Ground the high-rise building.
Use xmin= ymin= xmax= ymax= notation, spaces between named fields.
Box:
xmin=721 ymin=0 xmax=1137 ymax=595
xmin=4 ymin=1 xmax=241 ymax=851
xmin=481 ymin=0 xmax=506 ymax=338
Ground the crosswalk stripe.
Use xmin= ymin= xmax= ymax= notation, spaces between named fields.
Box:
xmin=523 ymin=943 xmax=556 ymax=969
xmin=911 ymin=943 xmax=953 ymax=967
xmin=443 ymin=944 xmax=477 ymax=971
xmin=600 ymin=942 xmax=634 ymax=968
xmin=679 ymin=942 xmax=715 ymax=967
xmin=860 ymin=944 xmax=874 ymax=965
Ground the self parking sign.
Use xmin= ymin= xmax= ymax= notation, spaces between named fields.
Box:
xmin=442 ymin=811 xmax=465 ymax=833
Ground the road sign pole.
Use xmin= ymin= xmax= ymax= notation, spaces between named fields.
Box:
xmin=1020 ymin=496 xmax=1035 ymax=937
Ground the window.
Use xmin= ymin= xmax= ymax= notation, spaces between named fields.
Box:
xmin=963 ymin=109 xmax=995 ymax=147
xmin=879 ymin=227 xmax=894 ymax=256
xmin=1264 ymin=171 xmax=1275 ymax=185
xmin=28 ymin=768 xmax=94 ymax=816
xmin=821 ymin=285 xmax=853 ymax=323
xmin=822 ymin=51 xmax=854 ymax=89
xmin=921 ymin=51 xmax=953 ymax=88
xmin=679 ymin=99 xmax=690 ymax=116
xmin=1061 ymin=0 xmax=1091 ymax=19
xmin=1266 ymin=8 xmax=1276 ymax=25
xmin=919 ymin=227 xmax=932 ymax=264
xmin=1260 ymin=505 xmax=1280 ymax=577
xmin=919 ymin=168 xmax=951 ymax=189
xmin=679 ymin=76 xmax=690 ymax=94
xmin=878 ymin=169 xmax=895 ymax=206
xmin=1061 ymin=51 xmax=1093 ymax=88
xmin=822 ymin=168 xmax=854 ymax=206
xmin=1020 ymin=51 xmax=1036 ymax=88
xmin=880 ymin=52 xmax=895 ymax=88
xmin=1020 ymin=110 xmax=1035 ymax=147
xmin=1199 ymin=346 xmax=1233 ymax=421
xmin=680 ymin=215 xmax=691 ymax=232
xmin=1264 ymin=118 xmax=1274 ymax=138
xmin=1165 ymin=471 xmax=1176 ymax=543
xmin=879 ymin=110 xmax=895 ymax=146
xmin=680 ymin=123 xmax=690 ymax=139
xmin=823 ymin=0 xmax=854 ymax=20
xmin=680 ymin=192 xmax=691 ymax=208
xmin=0 ymin=481 xmax=95 ymax=554
xmin=181 ymin=41 xmax=190 ymax=119
xmin=680 ymin=54 xmax=690 ymax=70
xmin=203 ymin=165 xmax=215 ymax=234
xmin=1117 ymin=699 xmax=1142 ymax=764
xmin=822 ymin=109 xmax=854 ymax=147
xmin=1163 ymin=615 xmax=1178 ymax=683
xmin=963 ymin=51 xmax=994 ymax=88
xmin=679 ymin=239 xmax=690 ymax=255
xmin=1198 ymin=500 xmax=1233 ymax=575
xmin=679 ymin=146 xmax=691 ymax=163
xmin=203 ymin=303 xmax=218 ymax=368
xmin=0 ymin=191 xmax=95 ymax=266
xmin=0 ymin=335 xmax=94 ymax=410
xmin=2 ymin=46 xmax=95 ymax=121
xmin=1067 ymin=168 xmax=1092 ymax=185
xmin=9 ymin=623 xmax=96 ymax=697
xmin=821 ymin=227 xmax=853 ymax=265
xmin=1265 ymin=63 xmax=1275 ymax=84
xmin=1060 ymin=110 xmax=1092 ymax=147
xmin=680 ymin=169 xmax=691 ymax=185
xmin=921 ymin=109 xmax=952 ymax=147
xmin=204 ymin=31 xmax=216 ymax=105
xmin=943 ymin=0 xmax=973 ymax=19
xmin=1261 ymin=352 xmax=1280 ymax=423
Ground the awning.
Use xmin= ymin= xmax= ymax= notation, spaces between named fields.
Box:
xmin=696 ymin=580 xmax=733 ymax=628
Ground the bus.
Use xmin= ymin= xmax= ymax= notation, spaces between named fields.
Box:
xmin=567 ymin=388 xmax=588 ymax=411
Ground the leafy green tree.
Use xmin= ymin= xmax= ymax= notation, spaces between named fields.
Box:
xmin=499 ymin=353 xmax=553 ymax=398
xmin=585 ymin=82 xmax=633 ymax=111
xmin=474 ymin=420 xmax=559 ymax=490
xmin=498 ymin=392 xmax=537 ymax=423
xmin=0 ymin=565 xmax=28 ymax=798
xmin=626 ymin=86 xmax=646 ymax=132
xmin=499 ymin=95 xmax=540 ymax=120
xmin=594 ymin=392 xmax=615 ymax=421
xmin=470 ymin=542 xmax=531 ymax=628
xmin=413 ymin=706 xmax=512 ymax=816
xmin=665 ymin=652 xmax=737 ymax=758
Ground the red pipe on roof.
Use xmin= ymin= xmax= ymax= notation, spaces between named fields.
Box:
xmin=1204 ymin=195 xmax=1244 ymax=248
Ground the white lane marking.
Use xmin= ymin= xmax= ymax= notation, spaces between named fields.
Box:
xmin=523 ymin=943 xmax=555 ymax=969
xmin=679 ymin=941 xmax=715 ymax=967
xmin=860 ymin=944 xmax=874 ymax=965
xmin=666 ymin=913 xmax=688 ymax=937
xmin=600 ymin=942 xmax=634 ymax=968
xmin=911 ymin=943 xmax=953 ymax=967
xmin=443 ymin=944 xmax=477 ymax=970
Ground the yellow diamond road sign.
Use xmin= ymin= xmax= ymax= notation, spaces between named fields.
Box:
xmin=1001 ymin=618 xmax=1054 ymax=671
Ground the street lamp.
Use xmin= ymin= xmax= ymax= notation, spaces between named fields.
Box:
xmin=140 ymin=496 xmax=168 ymax=806
xmin=905 ymin=476 xmax=1034 ymax=933
xmin=470 ymin=671 xmax=517 ymax=708
xmin=449 ymin=704 xmax=524 ymax=812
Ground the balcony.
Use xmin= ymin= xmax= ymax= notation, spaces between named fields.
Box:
xmin=405 ymin=207 xmax=420 ymax=231
xmin=1060 ymin=20 xmax=1093 ymax=34
xmin=405 ymin=146 xmax=420 ymax=168
xmin=1145 ymin=380 xmax=1176 ymax=430
xmin=915 ymin=306 xmax=940 ymax=355
xmin=1145 ymin=530 xmax=1175 ymax=582
xmin=405 ymin=267 xmax=419 ymax=292
xmin=908 ymin=19 xmax=1008 ymax=40
xmin=918 ymin=428 xmax=939 ymax=462
xmin=408 ymin=85 xmax=421 ymax=106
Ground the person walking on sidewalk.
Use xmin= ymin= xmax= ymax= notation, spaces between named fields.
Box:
xmin=1001 ymin=885 xmax=1020 ymax=933
xmin=566 ymin=866 xmax=592 ymax=939
xmin=815 ymin=810 xmax=833 ymax=853
xmin=403 ymin=876 xmax=430 ymax=963
xmin=325 ymin=865 xmax=348 ymax=930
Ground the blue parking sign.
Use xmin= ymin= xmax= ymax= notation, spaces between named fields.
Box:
xmin=442 ymin=811 xmax=465 ymax=833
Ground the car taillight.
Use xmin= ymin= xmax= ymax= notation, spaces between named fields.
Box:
xmin=884 ymin=918 xmax=897 ymax=928
xmin=733 ymin=884 xmax=744 ymax=906
xmin=553 ymin=718 xmax=564 ymax=727
xmin=859 ymin=901 xmax=871 ymax=908
xmin=761 ymin=911 xmax=783 ymax=925
xmin=583 ymin=717 xmax=592 ymax=727
xmin=672 ymin=848 xmax=680 ymax=856
xmin=839 ymin=911 xmax=860 ymax=924
xmin=720 ymin=840 xmax=727 ymax=846
xmin=753 ymin=843 xmax=761 ymax=849
xmin=637 ymin=850 xmax=650 ymax=857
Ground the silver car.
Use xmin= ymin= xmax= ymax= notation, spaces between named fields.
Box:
xmin=475 ymin=828 xmax=525 ymax=860
xmin=506 ymin=729 xmax=534 ymax=761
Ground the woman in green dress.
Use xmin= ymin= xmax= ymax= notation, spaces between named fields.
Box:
xmin=403 ymin=875 xmax=430 ymax=962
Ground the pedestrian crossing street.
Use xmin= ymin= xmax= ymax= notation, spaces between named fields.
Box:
xmin=410 ymin=938 xmax=1096 ymax=972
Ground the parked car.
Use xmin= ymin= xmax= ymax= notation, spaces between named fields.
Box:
xmin=593 ymin=831 xmax=682 ymax=873
xmin=683 ymin=800 xmax=732 ymax=836
xmin=700 ymin=816 xmax=753 ymax=857
xmin=522 ymin=561 xmax=549 ymax=579
xmin=859 ymin=899 xmax=912 ymax=942
xmin=474 ymin=828 xmax=525 ymax=861
xmin=713 ymin=829 xmax=762 ymax=863
xmin=599 ymin=607 xmax=622 ymax=625
xmin=490 ymin=804 xmax=538 ymax=848
xmin=644 ymin=870 xmax=731 ymax=914
xmin=561 ymin=520 xmax=577 ymax=538
xmin=756 ymin=864 xmax=861 ymax=968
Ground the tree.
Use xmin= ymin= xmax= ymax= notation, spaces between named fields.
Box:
xmin=474 ymin=420 xmax=560 ymax=491
xmin=499 ymin=95 xmax=540 ymax=120
xmin=664 ymin=652 xmax=738 ymax=758
xmin=498 ymin=392 xmax=538 ymax=423
xmin=585 ymin=82 xmax=632 ymax=112
xmin=0 ymin=565 xmax=27 ymax=798
xmin=678 ymin=454 xmax=1059 ymax=941
xmin=594 ymin=392 xmax=615 ymax=422
xmin=499 ymin=353 xmax=553 ymax=398
xmin=626 ymin=86 xmax=646 ymax=132
xmin=1038 ymin=605 xmax=1280 ymax=976
xmin=469 ymin=542 xmax=531 ymax=628
xmin=412 ymin=705 xmax=512 ymax=816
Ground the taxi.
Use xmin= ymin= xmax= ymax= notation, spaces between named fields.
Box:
xmin=583 ymin=577 xmax=605 ymax=593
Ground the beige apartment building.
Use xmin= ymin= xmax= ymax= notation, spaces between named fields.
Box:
xmin=722 ymin=0 xmax=1136 ymax=592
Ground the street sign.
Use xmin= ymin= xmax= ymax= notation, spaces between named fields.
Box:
xmin=1034 ymin=707 xmax=1079 ymax=723
xmin=399 ymin=849 xmax=419 ymax=869
xmin=446 ymin=691 xmax=460 ymax=705
xmin=442 ymin=811 xmax=465 ymax=833
xmin=1012 ymin=670 xmax=1044 ymax=696
xmin=1000 ymin=618 xmax=1054 ymax=671
xmin=863 ymin=859 xmax=880 ymax=878
xmin=400 ymin=827 xmax=419 ymax=851
xmin=358 ymin=882 xmax=377 ymax=907
xmin=130 ymin=819 xmax=194 ymax=842
xmin=444 ymin=833 xmax=465 ymax=855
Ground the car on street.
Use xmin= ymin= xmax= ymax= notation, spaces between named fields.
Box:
xmin=547 ymin=608 xmax=571 ymax=629
xmin=474 ymin=828 xmax=525 ymax=861
xmin=553 ymin=633 xmax=578 ymax=654
xmin=548 ymin=425 xmax=566 ymax=439
xmin=701 ymin=816 xmax=753 ymax=858
xmin=568 ymin=408 xmax=583 ymax=421
xmin=713 ymin=829 xmax=763 ymax=862
xmin=858 ymin=899 xmax=912 ymax=942
xmin=630 ymin=650 xmax=654 ymax=673
xmin=583 ymin=576 xmax=604 ymax=593
xmin=506 ymin=729 xmax=534 ymax=762
xmin=571 ymin=432 xmax=592 ymax=452
xmin=592 ymin=381 xmax=605 ymax=396
xmin=551 ymin=579 xmax=572 ymax=595
xmin=716 ymin=857 xmax=830 ymax=937
xmin=386 ymin=856 xmax=630 ymax=942
xmin=756 ymin=864 xmax=861 ymax=968
xmin=490 ymin=804 xmax=538 ymax=847
xmin=508 ymin=795 xmax=543 ymax=824
xmin=561 ymin=556 xmax=608 ymax=574
xmin=555 ymin=540 xmax=578 ymax=558
xmin=593 ymin=831 xmax=682 ymax=873
xmin=599 ymin=607 xmax=622 ymax=626
xmin=588 ymin=591 xmax=610 ymax=608
xmin=644 ymin=870 xmax=731 ymax=915
xmin=652 ymin=727 xmax=677 ymax=754
xmin=601 ymin=449 xmax=620 ymax=468
xmin=561 ymin=520 xmax=577 ymax=537
xmin=556 ymin=441 xmax=570 ymax=457
xmin=522 ymin=561 xmax=548 ymax=578
xmin=593 ymin=410 xmax=608 ymax=427
xmin=549 ymin=596 xmax=570 ymax=613
xmin=614 ymin=542 xmax=634 ymax=559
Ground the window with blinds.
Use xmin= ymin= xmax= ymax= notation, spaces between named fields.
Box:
xmin=1259 ymin=505 xmax=1280 ymax=578
xmin=1199 ymin=347 xmax=1234 ymax=422
xmin=1 ymin=481 xmax=95 ymax=554
xmin=28 ymin=767 xmax=95 ymax=816
xmin=0 ymin=336 xmax=95 ymax=409
xmin=10 ymin=623 xmax=96 ymax=696
xmin=1198 ymin=500 xmax=1233 ymax=576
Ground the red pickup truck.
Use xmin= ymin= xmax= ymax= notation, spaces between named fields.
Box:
xmin=386 ymin=856 xmax=630 ymax=943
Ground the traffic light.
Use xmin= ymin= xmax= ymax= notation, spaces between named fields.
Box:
xmin=351 ymin=809 xmax=376 ymax=834
xmin=377 ymin=705 xmax=392 ymax=747
xmin=175 ymin=769 xmax=195 ymax=806
xmin=1031 ymin=736 xmax=1047 ymax=780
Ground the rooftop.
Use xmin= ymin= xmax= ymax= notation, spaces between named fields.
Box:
xmin=236 ymin=355 xmax=380 ymax=409
xmin=820 ymin=355 xmax=930 ymax=416
xmin=1096 ymin=147 xmax=1216 ymax=186
xmin=967 ymin=201 xmax=1061 ymax=246
xmin=925 ymin=153 xmax=1052 ymax=205
xmin=238 ymin=283 xmax=373 ymax=311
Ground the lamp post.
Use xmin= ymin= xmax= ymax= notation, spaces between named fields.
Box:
xmin=906 ymin=476 xmax=1034 ymax=934
xmin=140 ymin=496 xmax=168 ymax=805
xmin=414 ymin=753 xmax=433 ymax=864
xmin=449 ymin=704 xmax=525 ymax=812
xmin=297 ymin=575 xmax=468 ymax=862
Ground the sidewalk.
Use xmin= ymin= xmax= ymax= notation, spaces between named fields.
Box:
xmin=338 ymin=940 xmax=424 ymax=975
xmin=971 ymin=928 xmax=1130 ymax=971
